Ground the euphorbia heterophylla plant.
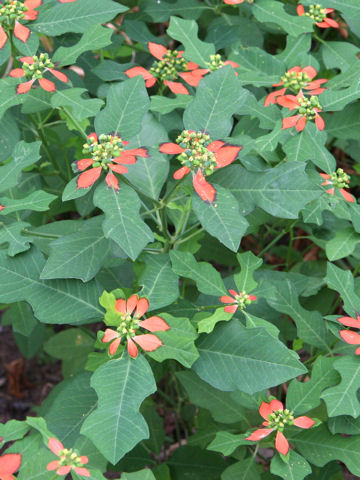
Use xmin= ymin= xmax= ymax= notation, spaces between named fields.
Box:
xmin=1 ymin=0 xmax=360 ymax=478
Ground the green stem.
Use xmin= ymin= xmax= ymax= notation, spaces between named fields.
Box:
xmin=174 ymin=227 xmax=204 ymax=246
xmin=29 ymin=115 xmax=67 ymax=181
xmin=121 ymin=176 xmax=161 ymax=206
xmin=9 ymin=32 xmax=19 ymax=68
xmin=286 ymin=225 xmax=294 ymax=270
xmin=60 ymin=107 xmax=88 ymax=140
xmin=22 ymin=229 xmax=60 ymax=239
xmin=258 ymin=221 xmax=296 ymax=257
xmin=162 ymin=177 xmax=185 ymax=204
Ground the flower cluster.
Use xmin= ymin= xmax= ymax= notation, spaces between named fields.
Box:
xmin=100 ymin=294 xmax=169 ymax=358
xmin=125 ymin=42 xmax=200 ymax=94
xmin=47 ymin=438 xmax=90 ymax=477
xmin=265 ymin=66 xmax=327 ymax=107
xmin=0 ymin=453 xmax=21 ymax=480
xmin=278 ymin=94 xmax=325 ymax=131
xmin=9 ymin=53 xmax=68 ymax=94
xmin=337 ymin=314 xmax=360 ymax=354
xmin=74 ymin=133 xmax=149 ymax=190
xmin=297 ymin=3 xmax=339 ymax=29
xmin=320 ymin=168 xmax=354 ymax=203
xmin=246 ymin=399 xmax=315 ymax=455
xmin=265 ymin=65 xmax=327 ymax=132
xmin=0 ymin=0 xmax=41 ymax=49
xmin=220 ymin=289 xmax=257 ymax=314
xmin=159 ymin=130 xmax=242 ymax=203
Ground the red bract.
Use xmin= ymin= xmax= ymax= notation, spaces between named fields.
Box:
xmin=101 ymin=294 xmax=169 ymax=358
xmin=320 ymin=169 xmax=354 ymax=203
xmin=47 ymin=438 xmax=90 ymax=477
xmin=159 ymin=130 xmax=242 ymax=203
xmin=74 ymin=133 xmax=149 ymax=190
xmin=125 ymin=42 xmax=199 ymax=94
xmin=182 ymin=54 xmax=239 ymax=87
xmin=265 ymin=66 xmax=327 ymax=107
xmin=278 ymin=94 xmax=324 ymax=132
xmin=220 ymin=289 xmax=257 ymax=314
xmin=9 ymin=53 xmax=68 ymax=94
xmin=246 ymin=399 xmax=315 ymax=456
xmin=297 ymin=4 xmax=339 ymax=29
xmin=224 ymin=0 xmax=244 ymax=3
xmin=57 ymin=0 xmax=77 ymax=2
xmin=0 ymin=0 xmax=41 ymax=49
xmin=338 ymin=314 xmax=360 ymax=354
xmin=0 ymin=453 xmax=21 ymax=480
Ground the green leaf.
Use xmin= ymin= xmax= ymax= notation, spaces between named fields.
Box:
xmin=167 ymin=16 xmax=215 ymax=67
xmin=32 ymin=0 xmax=127 ymax=35
xmin=321 ymin=78 xmax=360 ymax=112
xmin=282 ymin=123 xmax=336 ymax=173
xmin=0 ymin=219 xmax=31 ymax=256
xmin=207 ymin=432 xmax=251 ymax=457
xmin=95 ymin=77 xmax=150 ymax=139
xmin=81 ymin=355 xmax=157 ymax=464
xmin=0 ymin=190 xmax=56 ymax=215
xmin=0 ymin=112 xmax=20 ymax=163
xmin=3 ymin=301 xmax=39 ymax=336
xmin=0 ymin=247 xmax=103 ymax=325
xmin=329 ymin=415 xmax=360 ymax=435
xmin=197 ymin=308 xmax=233 ymax=334
xmin=252 ymin=0 xmax=314 ymax=36
xmin=222 ymin=458 xmax=261 ymax=480
xmin=53 ymin=25 xmax=113 ymax=66
xmin=234 ymin=251 xmax=262 ymax=293
xmin=321 ymin=356 xmax=360 ymax=418
xmin=192 ymin=186 xmax=248 ymax=252
xmin=0 ymin=141 xmax=41 ymax=193
xmin=240 ymin=93 xmax=281 ymax=129
xmin=125 ymin=148 xmax=169 ymax=200
xmin=122 ymin=471 xmax=156 ymax=480
xmin=40 ymin=217 xmax=111 ymax=282
xmin=0 ymin=420 xmax=30 ymax=442
xmin=41 ymin=372 xmax=97 ymax=444
xmin=325 ymin=262 xmax=360 ymax=317
xmin=291 ymin=424 xmax=360 ymax=477
xmin=139 ymin=254 xmax=179 ymax=310
xmin=51 ymin=88 xmax=104 ymax=122
xmin=150 ymin=95 xmax=193 ymax=115
xmin=325 ymin=227 xmax=360 ymax=261
xmin=321 ymin=41 xmax=360 ymax=72
xmin=193 ymin=319 xmax=306 ymax=394
xmin=167 ymin=446 xmax=227 ymax=479
xmin=170 ymin=250 xmax=225 ymax=296
xmin=93 ymin=183 xmax=154 ymax=261
xmin=183 ymin=66 xmax=249 ymax=138
xmin=44 ymin=329 xmax=94 ymax=377
xmin=232 ymin=46 xmax=285 ymax=87
xmin=324 ymin=103 xmax=360 ymax=140
xmin=287 ymin=357 xmax=340 ymax=416
xmin=214 ymin=163 xmax=321 ymax=219
xmin=266 ymin=278 xmax=329 ymax=350
xmin=270 ymin=450 xmax=312 ymax=480
xmin=0 ymin=77 xmax=21 ymax=121
xmin=147 ymin=313 xmax=199 ymax=368
xmin=141 ymin=0 xmax=208 ymax=21
xmin=277 ymin=34 xmax=312 ymax=67
xmin=177 ymin=370 xmax=259 ymax=424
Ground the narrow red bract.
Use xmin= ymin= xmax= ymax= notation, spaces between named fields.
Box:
xmin=9 ymin=53 xmax=68 ymax=94
xmin=0 ymin=0 xmax=41 ymax=50
xmin=245 ymin=398 xmax=315 ymax=456
xmin=297 ymin=4 xmax=339 ymax=29
xmin=47 ymin=437 xmax=90 ymax=477
xmin=125 ymin=42 xmax=200 ymax=94
xmin=224 ymin=0 xmax=244 ymax=3
xmin=74 ymin=133 xmax=149 ymax=190
xmin=338 ymin=314 xmax=360 ymax=354
xmin=159 ymin=130 xmax=242 ymax=203
xmin=265 ymin=66 xmax=327 ymax=107
xmin=220 ymin=289 xmax=257 ymax=313
xmin=0 ymin=453 xmax=21 ymax=480
xmin=101 ymin=294 xmax=169 ymax=358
